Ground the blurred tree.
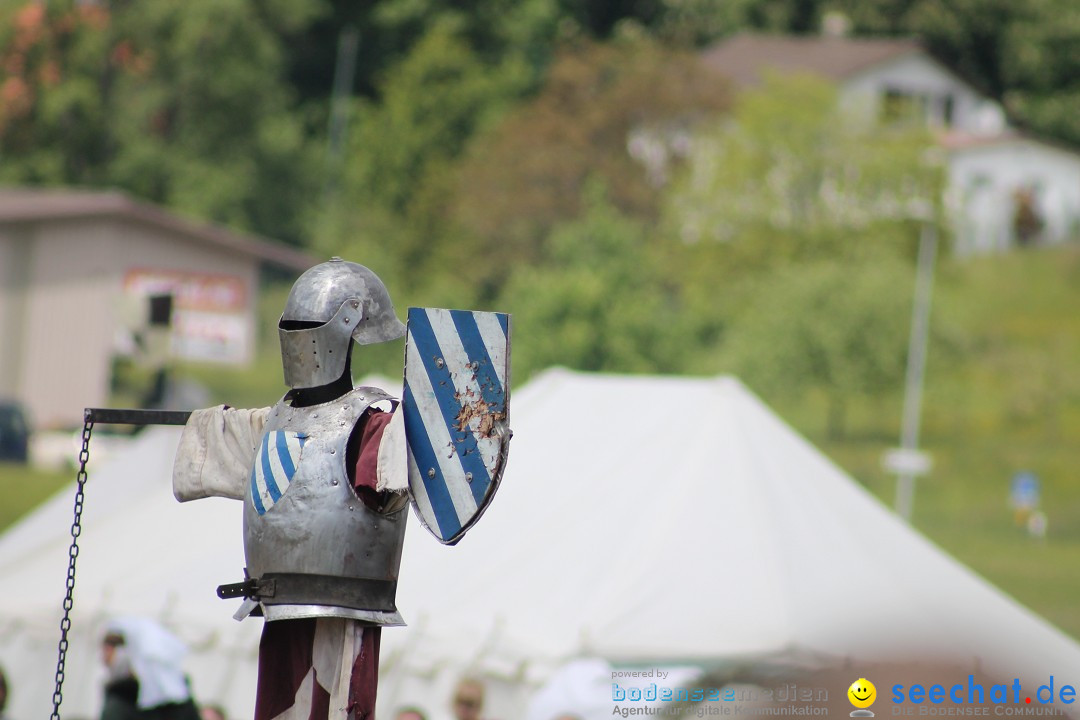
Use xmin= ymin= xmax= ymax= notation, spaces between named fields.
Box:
xmin=655 ymin=0 xmax=759 ymax=46
xmin=653 ymin=0 xmax=828 ymax=47
xmin=553 ymin=0 xmax=663 ymax=37
xmin=0 ymin=2 xmax=114 ymax=184
xmin=313 ymin=21 xmax=532 ymax=299
xmin=452 ymin=33 xmax=730 ymax=301
xmin=345 ymin=22 xmax=524 ymax=217
xmin=280 ymin=0 xmax=563 ymax=104
xmin=500 ymin=180 xmax=688 ymax=380
xmin=661 ymin=73 xmax=944 ymax=420
xmin=722 ymin=258 xmax=915 ymax=439
xmin=0 ymin=0 xmax=322 ymax=245
xmin=106 ymin=0 xmax=322 ymax=244
xmin=665 ymin=73 xmax=941 ymax=282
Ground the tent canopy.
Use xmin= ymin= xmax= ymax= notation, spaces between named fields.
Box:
xmin=387 ymin=369 xmax=1080 ymax=678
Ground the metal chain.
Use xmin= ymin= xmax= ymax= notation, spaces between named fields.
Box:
xmin=51 ymin=418 xmax=94 ymax=720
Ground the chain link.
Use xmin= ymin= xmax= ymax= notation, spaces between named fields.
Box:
xmin=51 ymin=418 xmax=93 ymax=720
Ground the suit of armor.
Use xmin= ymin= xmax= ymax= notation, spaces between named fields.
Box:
xmin=173 ymin=258 xmax=509 ymax=720
xmin=173 ymin=259 xmax=411 ymax=720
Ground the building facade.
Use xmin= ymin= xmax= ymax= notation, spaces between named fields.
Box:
xmin=0 ymin=189 xmax=312 ymax=429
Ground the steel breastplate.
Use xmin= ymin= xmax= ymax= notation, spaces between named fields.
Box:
xmin=242 ymin=386 xmax=407 ymax=624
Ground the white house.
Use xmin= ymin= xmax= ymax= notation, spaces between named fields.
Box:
xmin=701 ymin=33 xmax=1080 ymax=254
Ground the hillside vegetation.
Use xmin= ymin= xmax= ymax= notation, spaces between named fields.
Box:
xmin=791 ymin=244 xmax=1080 ymax=639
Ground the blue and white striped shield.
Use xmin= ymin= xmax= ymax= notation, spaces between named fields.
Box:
xmin=403 ymin=307 xmax=511 ymax=544
xmin=250 ymin=430 xmax=308 ymax=515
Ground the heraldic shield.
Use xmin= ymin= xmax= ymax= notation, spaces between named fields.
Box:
xmin=403 ymin=307 xmax=511 ymax=545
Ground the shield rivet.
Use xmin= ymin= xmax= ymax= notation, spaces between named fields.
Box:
xmin=427 ymin=467 xmax=436 ymax=479
xmin=332 ymin=480 xmax=339 ymax=486
xmin=330 ymin=448 xmax=336 ymax=455
xmin=435 ymin=357 xmax=445 ymax=369
xmin=465 ymin=472 xmax=473 ymax=483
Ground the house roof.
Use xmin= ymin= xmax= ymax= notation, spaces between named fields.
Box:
xmin=0 ymin=188 xmax=315 ymax=271
xmin=702 ymin=33 xmax=924 ymax=87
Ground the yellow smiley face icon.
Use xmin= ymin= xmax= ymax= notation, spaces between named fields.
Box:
xmin=848 ymin=678 xmax=876 ymax=709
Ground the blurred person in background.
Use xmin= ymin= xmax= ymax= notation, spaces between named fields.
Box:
xmin=451 ymin=678 xmax=487 ymax=720
xmin=394 ymin=707 xmax=427 ymax=720
xmin=100 ymin=617 xmax=201 ymax=720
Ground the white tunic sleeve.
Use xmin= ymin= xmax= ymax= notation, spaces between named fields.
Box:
xmin=376 ymin=407 xmax=409 ymax=494
xmin=172 ymin=405 xmax=271 ymax=502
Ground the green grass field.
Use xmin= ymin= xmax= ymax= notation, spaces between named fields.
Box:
xmin=771 ymin=244 xmax=1080 ymax=640
xmin=1 ymin=244 xmax=1078 ymax=640
xmin=0 ymin=462 xmax=71 ymax=531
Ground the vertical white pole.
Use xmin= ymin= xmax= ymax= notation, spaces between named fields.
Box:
xmin=895 ymin=222 xmax=938 ymax=521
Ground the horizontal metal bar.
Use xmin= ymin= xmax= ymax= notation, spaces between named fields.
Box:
xmin=84 ymin=408 xmax=193 ymax=426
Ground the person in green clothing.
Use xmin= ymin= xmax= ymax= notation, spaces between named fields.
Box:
xmin=99 ymin=618 xmax=201 ymax=720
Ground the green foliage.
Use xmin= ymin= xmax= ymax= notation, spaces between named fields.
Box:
xmin=667 ymin=74 xmax=942 ymax=262
xmin=106 ymin=0 xmax=322 ymax=243
xmin=0 ymin=462 xmax=70 ymax=532
xmin=314 ymin=20 xmax=535 ymax=301
xmin=0 ymin=2 xmax=114 ymax=183
xmin=0 ymin=0 xmax=322 ymax=244
xmin=656 ymin=0 xmax=760 ymax=45
xmin=346 ymin=21 xmax=524 ymax=217
xmin=722 ymin=258 xmax=915 ymax=437
xmin=501 ymin=181 xmax=686 ymax=380
xmin=795 ymin=245 xmax=1080 ymax=638
xmin=663 ymin=74 xmax=941 ymax=341
xmin=371 ymin=0 xmax=562 ymax=73
xmin=659 ymin=74 xmax=944 ymax=430
xmin=453 ymin=34 xmax=730 ymax=299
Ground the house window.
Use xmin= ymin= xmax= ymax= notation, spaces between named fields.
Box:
xmin=882 ymin=88 xmax=926 ymax=125
xmin=942 ymin=95 xmax=955 ymax=127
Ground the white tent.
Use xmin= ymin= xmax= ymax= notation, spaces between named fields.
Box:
xmin=1 ymin=369 xmax=1077 ymax=720
xmin=382 ymin=369 xmax=1080 ymax=717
